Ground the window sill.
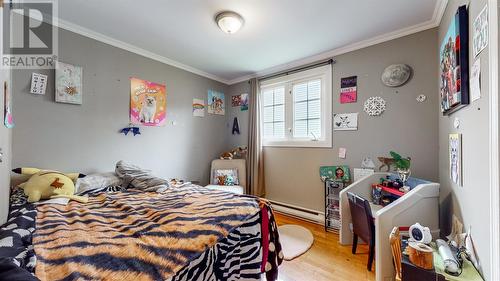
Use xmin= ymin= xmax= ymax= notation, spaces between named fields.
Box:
xmin=262 ymin=139 xmax=332 ymax=148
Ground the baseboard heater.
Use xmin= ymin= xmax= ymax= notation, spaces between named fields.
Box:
xmin=268 ymin=200 xmax=325 ymax=225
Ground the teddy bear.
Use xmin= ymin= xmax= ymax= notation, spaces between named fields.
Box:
xmin=12 ymin=167 xmax=89 ymax=203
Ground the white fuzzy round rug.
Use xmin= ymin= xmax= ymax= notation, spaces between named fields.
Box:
xmin=278 ymin=224 xmax=314 ymax=260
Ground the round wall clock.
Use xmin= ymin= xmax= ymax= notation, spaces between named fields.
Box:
xmin=364 ymin=96 xmax=386 ymax=116
xmin=381 ymin=64 xmax=412 ymax=87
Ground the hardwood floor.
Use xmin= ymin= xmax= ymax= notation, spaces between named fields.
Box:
xmin=274 ymin=212 xmax=376 ymax=281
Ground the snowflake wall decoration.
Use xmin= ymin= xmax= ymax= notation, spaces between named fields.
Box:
xmin=364 ymin=96 xmax=386 ymax=116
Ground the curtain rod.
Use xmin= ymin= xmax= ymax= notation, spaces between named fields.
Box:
xmin=253 ymin=58 xmax=336 ymax=83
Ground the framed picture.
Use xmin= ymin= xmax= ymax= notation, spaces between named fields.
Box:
xmin=439 ymin=5 xmax=469 ymax=115
xmin=320 ymin=165 xmax=350 ymax=183
xmin=130 ymin=77 xmax=166 ymax=126
xmin=207 ymin=90 xmax=225 ymax=115
xmin=333 ymin=113 xmax=358 ymax=131
xmin=231 ymin=95 xmax=241 ymax=107
xmin=472 ymin=5 xmax=488 ymax=57
xmin=240 ymin=93 xmax=249 ymax=111
xmin=192 ymin=98 xmax=205 ymax=117
xmin=55 ymin=61 xmax=83 ymax=104
xmin=340 ymin=76 xmax=357 ymax=103
xmin=449 ymin=133 xmax=462 ymax=186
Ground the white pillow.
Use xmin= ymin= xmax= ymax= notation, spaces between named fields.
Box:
xmin=75 ymin=172 xmax=122 ymax=195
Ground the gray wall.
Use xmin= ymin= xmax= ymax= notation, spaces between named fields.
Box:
xmin=226 ymin=82 xmax=250 ymax=149
xmin=438 ymin=0 xmax=491 ymax=279
xmin=226 ymin=29 xmax=439 ymax=212
xmin=12 ymin=28 xmax=228 ymax=184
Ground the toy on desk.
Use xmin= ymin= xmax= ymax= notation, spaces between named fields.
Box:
xmin=391 ymin=151 xmax=412 ymax=189
xmin=409 ymin=223 xmax=432 ymax=244
xmin=371 ymin=176 xmax=412 ymax=206
xmin=120 ymin=124 xmax=141 ymax=136
xmin=379 ymin=174 xmax=410 ymax=193
xmin=378 ymin=157 xmax=395 ymax=171
xmin=377 ymin=151 xmax=411 ymax=172
xmin=437 ymin=239 xmax=462 ymax=275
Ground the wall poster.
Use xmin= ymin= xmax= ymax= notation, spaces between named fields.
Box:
xmin=130 ymin=77 xmax=166 ymax=126
xmin=340 ymin=76 xmax=357 ymax=103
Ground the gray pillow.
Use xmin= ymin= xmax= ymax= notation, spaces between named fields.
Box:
xmin=115 ymin=160 xmax=170 ymax=192
xmin=75 ymin=172 xmax=122 ymax=195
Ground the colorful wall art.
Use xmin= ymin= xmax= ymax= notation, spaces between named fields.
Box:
xmin=192 ymin=98 xmax=205 ymax=117
xmin=55 ymin=61 xmax=83 ymax=104
xmin=320 ymin=165 xmax=351 ymax=183
xmin=207 ymin=89 xmax=225 ymax=115
xmin=231 ymin=95 xmax=241 ymax=107
xmin=130 ymin=77 xmax=166 ymax=126
xmin=439 ymin=5 xmax=469 ymax=115
xmin=340 ymin=76 xmax=357 ymax=103
xmin=240 ymin=93 xmax=249 ymax=111
xmin=3 ymin=81 xmax=13 ymax=128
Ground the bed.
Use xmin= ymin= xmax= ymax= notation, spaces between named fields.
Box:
xmin=0 ymin=163 xmax=282 ymax=281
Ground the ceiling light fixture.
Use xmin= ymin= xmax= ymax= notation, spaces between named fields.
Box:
xmin=215 ymin=11 xmax=244 ymax=34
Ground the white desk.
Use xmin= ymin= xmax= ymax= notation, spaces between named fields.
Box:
xmin=340 ymin=173 xmax=440 ymax=281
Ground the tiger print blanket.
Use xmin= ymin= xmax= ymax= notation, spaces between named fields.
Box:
xmin=32 ymin=186 xmax=269 ymax=281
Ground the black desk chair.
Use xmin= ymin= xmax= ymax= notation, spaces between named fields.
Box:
xmin=347 ymin=192 xmax=375 ymax=271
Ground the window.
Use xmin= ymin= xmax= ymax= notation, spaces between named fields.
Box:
xmin=260 ymin=65 xmax=332 ymax=147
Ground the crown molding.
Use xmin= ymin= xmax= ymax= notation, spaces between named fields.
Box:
xmin=16 ymin=0 xmax=448 ymax=86
xmin=55 ymin=18 xmax=231 ymax=84
xmin=227 ymin=0 xmax=449 ymax=85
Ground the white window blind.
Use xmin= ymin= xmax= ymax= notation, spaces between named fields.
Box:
xmin=262 ymin=86 xmax=285 ymax=138
xmin=293 ymin=79 xmax=321 ymax=139
xmin=259 ymin=64 xmax=332 ymax=148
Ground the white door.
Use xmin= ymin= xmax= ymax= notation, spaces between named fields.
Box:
xmin=0 ymin=6 xmax=12 ymax=225
xmin=0 ymin=69 xmax=11 ymax=226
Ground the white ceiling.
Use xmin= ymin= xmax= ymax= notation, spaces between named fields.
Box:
xmin=57 ymin=0 xmax=446 ymax=84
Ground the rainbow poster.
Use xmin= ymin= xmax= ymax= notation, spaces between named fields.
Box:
xmin=193 ymin=98 xmax=205 ymax=117
xmin=130 ymin=78 xmax=166 ymax=126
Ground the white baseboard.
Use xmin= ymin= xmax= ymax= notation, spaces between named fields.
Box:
xmin=268 ymin=200 xmax=325 ymax=225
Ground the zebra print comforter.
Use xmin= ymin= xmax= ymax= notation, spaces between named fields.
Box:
xmin=0 ymin=185 xmax=282 ymax=281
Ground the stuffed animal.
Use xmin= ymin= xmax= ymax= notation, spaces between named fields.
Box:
xmin=219 ymin=152 xmax=234 ymax=160
xmin=219 ymin=146 xmax=248 ymax=160
xmin=12 ymin=167 xmax=88 ymax=203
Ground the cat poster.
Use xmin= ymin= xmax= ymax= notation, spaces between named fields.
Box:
xmin=130 ymin=77 xmax=166 ymax=126
xmin=207 ymin=90 xmax=225 ymax=115
xmin=449 ymin=133 xmax=462 ymax=186
xmin=333 ymin=112 xmax=358 ymax=131
xmin=192 ymin=98 xmax=205 ymax=117
xmin=55 ymin=61 xmax=83 ymax=104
